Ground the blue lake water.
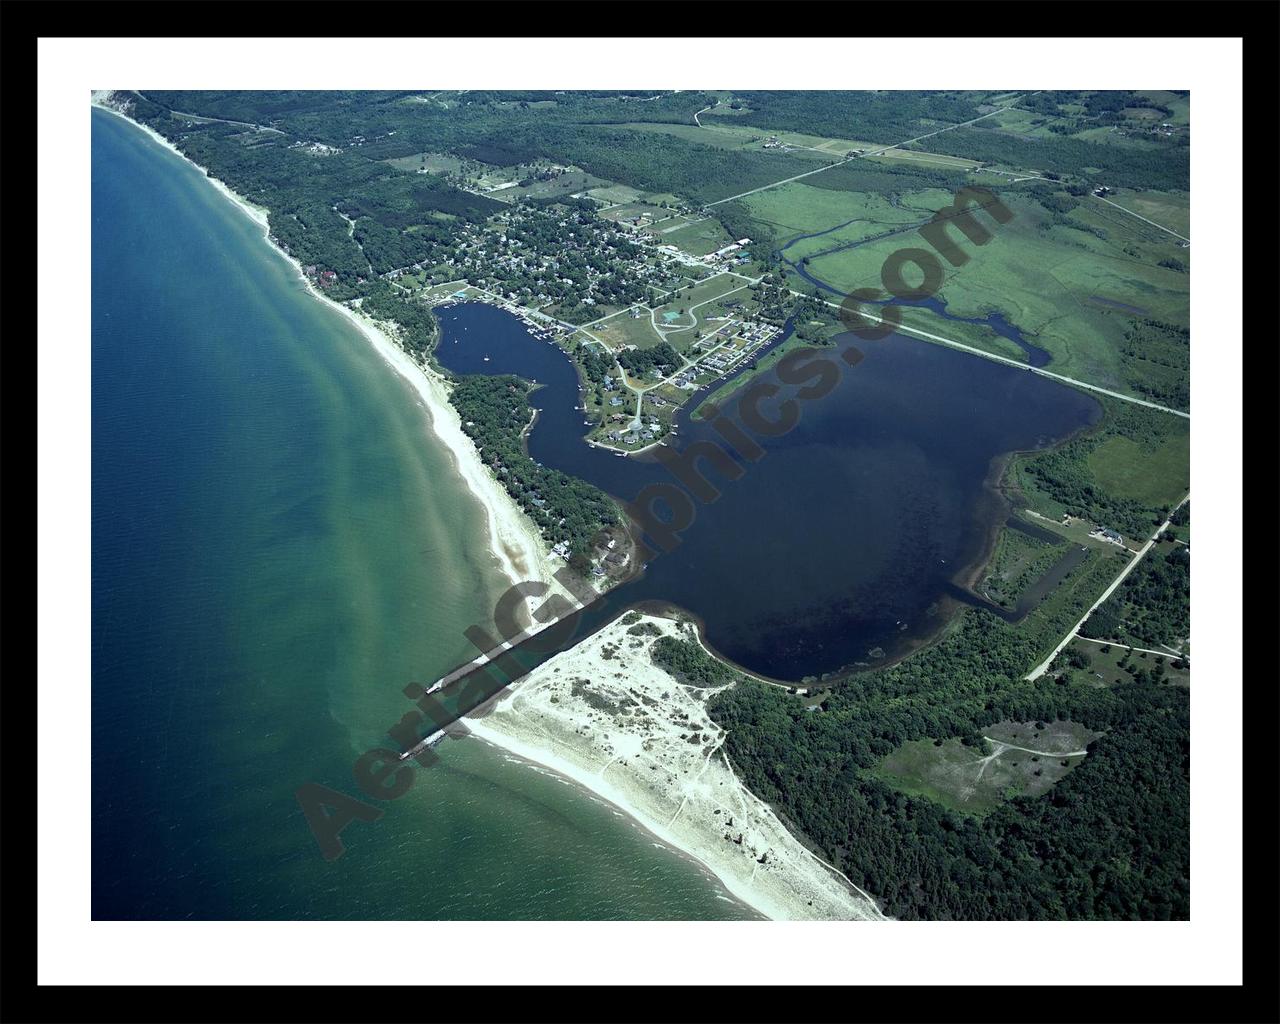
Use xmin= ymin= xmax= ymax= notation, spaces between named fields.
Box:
xmin=431 ymin=300 xmax=1099 ymax=683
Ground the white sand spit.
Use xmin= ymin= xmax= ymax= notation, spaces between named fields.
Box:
xmin=466 ymin=613 xmax=886 ymax=921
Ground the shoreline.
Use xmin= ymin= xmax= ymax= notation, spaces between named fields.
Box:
xmin=93 ymin=98 xmax=567 ymax=605
xmin=95 ymin=98 xmax=886 ymax=920
xmin=465 ymin=612 xmax=886 ymax=922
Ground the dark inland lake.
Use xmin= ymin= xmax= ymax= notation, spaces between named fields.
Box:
xmin=432 ymin=301 xmax=1101 ymax=683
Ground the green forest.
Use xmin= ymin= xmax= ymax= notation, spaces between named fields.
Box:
xmin=1085 ymin=545 xmax=1190 ymax=647
xmin=709 ymin=605 xmax=1190 ymax=919
xmin=650 ymin=635 xmax=741 ymax=689
xmin=448 ymin=375 xmax=620 ymax=560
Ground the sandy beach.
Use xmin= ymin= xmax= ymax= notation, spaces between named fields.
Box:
xmin=466 ymin=612 xmax=886 ymax=921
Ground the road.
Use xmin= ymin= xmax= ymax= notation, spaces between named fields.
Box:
xmin=705 ymin=103 xmax=1017 ymax=208
xmin=1025 ymin=493 xmax=1191 ymax=680
xmin=1075 ymin=635 xmax=1187 ymax=660
xmin=808 ymin=293 xmax=1191 ymax=420
xmin=135 ymin=92 xmax=289 ymax=135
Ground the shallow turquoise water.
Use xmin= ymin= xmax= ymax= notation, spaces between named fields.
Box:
xmin=90 ymin=108 xmax=755 ymax=920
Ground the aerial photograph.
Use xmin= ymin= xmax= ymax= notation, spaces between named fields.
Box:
xmin=90 ymin=87 xmax=1191 ymax=923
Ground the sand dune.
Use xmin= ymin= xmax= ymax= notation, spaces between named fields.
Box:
xmin=466 ymin=612 xmax=886 ymax=921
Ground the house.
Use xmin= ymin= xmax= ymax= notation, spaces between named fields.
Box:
xmin=609 ymin=396 xmax=623 ymax=407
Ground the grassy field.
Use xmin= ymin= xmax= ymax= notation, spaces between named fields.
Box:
xmin=381 ymin=152 xmax=468 ymax=174
xmin=795 ymin=191 xmax=1190 ymax=394
xmin=504 ymin=167 xmax=616 ymax=201
xmin=1086 ymin=434 xmax=1190 ymax=508
xmin=980 ymin=107 xmax=1062 ymax=140
xmin=868 ymin=148 xmax=980 ymax=170
xmin=661 ymin=217 xmax=736 ymax=257
xmin=888 ymin=303 xmax=1032 ymax=362
xmin=597 ymin=201 xmax=674 ymax=225
xmin=583 ymin=183 xmax=648 ymax=205
xmin=741 ymin=181 xmax=931 ymax=249
xmin=1066 ymin=638 xmax=1190 ymax=688
xmin=1100 ymin=188 xmax=1190 ymax=238
xmin=614 ymin=120 xmax=866 ymax=157
xmin=1138 ymin=90 xmax=1190 ymax=126
xmin=593 ymin=311 xmax=666 ymax=351
xmin=650 ymin=273 xmax=751 ymax=333
xmin=1006 ymin=395 xmax=1190 ymax=548
xmin=873 ymin=719 xmax=1102 ymax=816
